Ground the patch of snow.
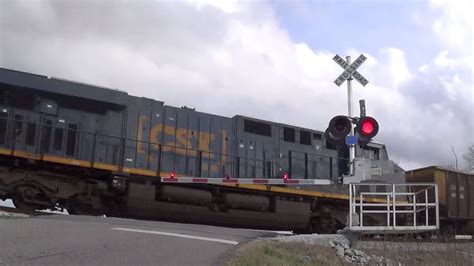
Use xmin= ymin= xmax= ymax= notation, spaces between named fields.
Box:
xmin=0 ymin=199 xmax=15 ymax=208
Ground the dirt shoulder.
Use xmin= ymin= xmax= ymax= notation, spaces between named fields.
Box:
xmin=227 ymin=235 xmax=474 ymax=266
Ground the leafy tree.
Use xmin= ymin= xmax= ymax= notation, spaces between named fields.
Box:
xmin=463 ymin=144 xmax=474 ymax=173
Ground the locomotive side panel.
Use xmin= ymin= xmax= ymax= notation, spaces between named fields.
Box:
xmin=0 ymin=84 xmax=126 ymax=171
xmin=123 ymin=96 xmax=165 ymax=175
xmin=235 ymin=116 xmax=279 ymax=178
xmin=278 ymin=124 xmax=338 ymax=180
xmin=184 ymin=110 xmax=199 ymax=176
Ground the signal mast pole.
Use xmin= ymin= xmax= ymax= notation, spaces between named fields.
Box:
xmin=332 ymin=53 xmax=369 ymax=176
xmin=346 ymin=56 xmax=355 ymax=175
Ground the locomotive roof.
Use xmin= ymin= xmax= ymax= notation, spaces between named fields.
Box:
xmin=0 ymin=67 xmax=128 ymax=105
xmin=0 ymin=67 xmax=383 ymax=146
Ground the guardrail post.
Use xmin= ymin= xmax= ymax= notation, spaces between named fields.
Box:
xmin=360 ymin=194 xmax=364 ymax=227
xmin=413 ymin=192 xmax=417 ymax=228
xmin=386 ymin=194 xmax=390 ymax=226
xmin=392 ymin=183 xmax=396 ymax=229
xmin=435 ymin=184 xmax=439 ymax=229
xmin=425 ymin=189 xmax=429 ymax=226
xmin=349 ymin=184 xmax=353 ymax=228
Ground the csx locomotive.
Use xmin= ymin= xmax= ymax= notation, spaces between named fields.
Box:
xmin=0 ymin=67 xmax=404 ymax=232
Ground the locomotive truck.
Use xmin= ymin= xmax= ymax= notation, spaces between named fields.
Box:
xmin=0 ymin=67 xmax=442 ymax=233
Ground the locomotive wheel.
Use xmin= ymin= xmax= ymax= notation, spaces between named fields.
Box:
xmin=12 ymin=185 xmax=51 ymax=212
xmin=66 ymin=198 xmax=106 ymax=216
xmin=12 ymin=194 xmax=42 ymax=212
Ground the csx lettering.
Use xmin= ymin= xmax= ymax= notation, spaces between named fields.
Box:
xmin=137 ymin=115 xmax=218 ymax=163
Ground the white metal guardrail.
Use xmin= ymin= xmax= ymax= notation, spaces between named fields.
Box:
xmin=348 ymin=183 xmax=439 ymax=233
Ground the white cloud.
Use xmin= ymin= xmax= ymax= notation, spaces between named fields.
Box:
xmin=189 ymin=0 xmax=240 ymax=13
xmin=434 ymin=50 xmax=458 ymax=69
xmin=377 ymin=48 xmax=412 ymax=89
xmin=0 ymin=0 xmax=472 ymax=171
xmin=418 ymin=64 xmax=429 ymax=73
xmin=430 ymin=0 xmax=472 ymax=54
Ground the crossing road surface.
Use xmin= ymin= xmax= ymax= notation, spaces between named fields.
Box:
xmin=0 ymin=209 xmax=286 ymax=266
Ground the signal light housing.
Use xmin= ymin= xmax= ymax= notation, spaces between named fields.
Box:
xmin=355 ymin=116 xmax=379 ymax=146
xmin=325 ymin=115 xmax=352 ymax=144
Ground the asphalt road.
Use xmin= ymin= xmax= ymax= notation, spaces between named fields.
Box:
xmin=0 ymin=208 xmax=284 ymax=266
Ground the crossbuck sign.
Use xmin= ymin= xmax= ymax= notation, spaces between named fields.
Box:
xmin=333 ymin=54 xmax=369 ymax=87
xmin=332 ymin=53 xmax=370 ymax=176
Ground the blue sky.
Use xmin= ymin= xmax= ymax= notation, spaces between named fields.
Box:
xmin=272 ymin=0 xmax=440 ymax=67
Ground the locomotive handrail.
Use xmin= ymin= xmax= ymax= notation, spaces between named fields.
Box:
xmin=0 ymin=116 xmax=345 ymax=179
xmin=0 ymin=116 xmax=350 ymax=160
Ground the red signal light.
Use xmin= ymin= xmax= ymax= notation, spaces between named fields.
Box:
xmin=355 ymin=116 xmax=379 ymax=147
xmin=357 ymin=117 xmax=378 ymax=137
xmin=361 ymin=120 xmax=374 ymax=135
xmin=283 ymin=173 xmax=289 ymax=180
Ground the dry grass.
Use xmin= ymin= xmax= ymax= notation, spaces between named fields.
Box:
xmin=227 ymin=240 xmax=343 ymax=266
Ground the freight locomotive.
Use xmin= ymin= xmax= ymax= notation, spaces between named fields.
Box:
xmin=0 ymin=67 xmax=410 ymax=232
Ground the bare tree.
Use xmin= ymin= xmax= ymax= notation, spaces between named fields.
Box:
xmin=462 ymin=144 xmax=474 ymax=173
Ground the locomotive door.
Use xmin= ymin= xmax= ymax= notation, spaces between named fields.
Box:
xmin=19 ymin=111 xmax=41 ymax=156
xmin=47 ymin=116 xmax=80 ymax=160
xmin=246 ymin=138 xmax=257 ymax=178
xmin=0 ymin=107 xmax=13 ymax=150
xmin=48 ymin=118 xmax=67 ymax=158
xmin=7 ymin=109 xmax=41 ymax=156
xmin=39 ymin=115 xmax=54 ymax=155
xmin=235 ymin=137 xmax=255 ymax=178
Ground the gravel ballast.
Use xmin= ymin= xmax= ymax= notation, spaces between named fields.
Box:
xmin=272 ymin=233 xmax=474 ymax=265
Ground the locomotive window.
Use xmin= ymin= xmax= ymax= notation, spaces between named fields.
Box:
xmin=244 ymin=119 xmax=271 ymax=137
xmin=300 ymin=130 xmax=311 ymax=145
xmin=66 ymin=124 xmax=77 ymax=156
xmin=14 ymin=115 xmax=23 ymax=137
xmin=53 ymin=128 xmax=64 ymax=151
xmin=8 ymin=91 xmax=35 ymax=110
xmin=313 ymin=133 xmax=322 ymax=140
xmin=25 ymin=123 xmax=36 ymax=146
xmin=283 ymin=127 xmax=295 ymax=142
xmin=41 ymin=120 xmax=52 ymax=153
xmin=0 ymin=113 xmax=7 ymax=144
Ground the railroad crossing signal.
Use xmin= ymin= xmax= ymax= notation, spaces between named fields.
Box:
xmin=332 ymin=54 xmax=370 ymax=175
xmin=333 ymin=54 xmax=369 ymax=87
xmin=325 ymin=115 xmax=379 ymax=147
